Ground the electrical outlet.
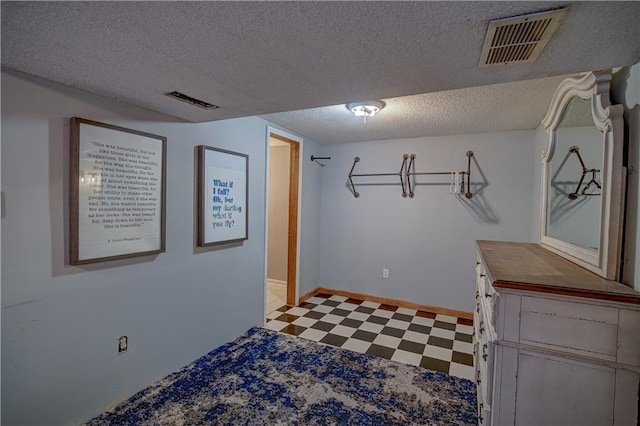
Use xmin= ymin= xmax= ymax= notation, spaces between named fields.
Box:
xmin=383 ymin=268 xmax=389 ymax=279
xmin=118 ymin=336 xmax=128 ymax=354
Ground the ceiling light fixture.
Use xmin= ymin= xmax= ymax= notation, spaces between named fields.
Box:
xmin=347 ymin=101 xmax=385 ymax=123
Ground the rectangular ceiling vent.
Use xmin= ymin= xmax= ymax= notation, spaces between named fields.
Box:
xmin=479 ymin=8 xmax=567 ymax=67
xmin=165 ymin=91 xmax=219 ymax=110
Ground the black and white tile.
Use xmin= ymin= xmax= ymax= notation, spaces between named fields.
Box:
xmin=264 ymin=293 xmax=475 ymax=380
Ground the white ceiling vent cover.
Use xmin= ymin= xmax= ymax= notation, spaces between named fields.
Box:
xmin=479 ymin=8 xmax=567 ymax=67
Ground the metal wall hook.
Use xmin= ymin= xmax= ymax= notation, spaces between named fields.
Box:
xmin=310 ymin=155 xmax=331 ymax=166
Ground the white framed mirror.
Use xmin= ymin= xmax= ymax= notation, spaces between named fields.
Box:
xmin=540 ymin=71 xmax=624 ymax=280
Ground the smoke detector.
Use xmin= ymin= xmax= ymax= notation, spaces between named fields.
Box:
xmin=479 ymin=8 xmax=567 ymax=67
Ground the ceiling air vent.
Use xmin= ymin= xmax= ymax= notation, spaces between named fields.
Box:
xmin=479 ymin=8 xmax=567 ymax=67
xmin=165 ymin=91 xmax=219 ymax=110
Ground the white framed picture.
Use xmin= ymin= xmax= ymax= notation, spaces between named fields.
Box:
xmin=69 ymin=117 xmax=166 ymax=264
xmin=197 ymin=145 xmax=248 ymax=246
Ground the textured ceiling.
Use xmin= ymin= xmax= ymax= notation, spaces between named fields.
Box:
xmin=2 ymin=1 xmax=639 ymax=144
xmin=263 ymin=74 xmax=572 ymax=143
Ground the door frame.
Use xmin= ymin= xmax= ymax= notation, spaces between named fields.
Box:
xmin=265 ymin=127 xmax=302 ymax=316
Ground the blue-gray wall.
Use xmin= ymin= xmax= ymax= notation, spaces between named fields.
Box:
xmin=0 ymin=69 xmax=321 ymax=425
xmin=317 ymin=132 xmax=537 ymax=312
xmin=298 ymin=138 xmax=323 ymax=299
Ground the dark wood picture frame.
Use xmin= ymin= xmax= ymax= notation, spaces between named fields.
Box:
xmin=69 ymin=117 xmax=167 ymax=265
xmin=197 ymin=145 xmax=249 ymax=246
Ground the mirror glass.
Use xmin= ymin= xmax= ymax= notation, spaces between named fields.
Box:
xmin=546 ymin=96 xmax=603 ymax=252
xmin=540 ymin=71 xmax=624 ymax=280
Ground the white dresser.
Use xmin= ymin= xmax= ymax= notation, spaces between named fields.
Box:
xmin=475 ymin=240 xmax=640 ymax=425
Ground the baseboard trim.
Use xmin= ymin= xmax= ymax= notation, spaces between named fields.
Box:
xmin=267 ymin=278 xmax=287 ymax=287
xmin=298 ymin=287 xmax=320 ymax=304
xmin=301 ymin=287 xmax=472 ymax=320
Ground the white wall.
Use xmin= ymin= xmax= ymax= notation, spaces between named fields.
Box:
xmin=613 ymin=62 xmax=640 ymax=291
xmin=267 ymin=144 xmax=290 ymax=281
xmin=318 ymin=131 xmax=536 ymax=312
xmin=0 ymin=69 xmax=311 ymax=425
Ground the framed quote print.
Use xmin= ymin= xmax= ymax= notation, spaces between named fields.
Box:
xmin=197 ymin=145 xmax=248 ymax=246
xmin=69 ymin=117 xmax=167 ymax=265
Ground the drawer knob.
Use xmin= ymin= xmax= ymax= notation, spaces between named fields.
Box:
xmin=485 ymin=293 xmax=492 ymax=298
xmin=479 ymin=322 xmax=484 ymax=335
xmin=482 ymin=343 xmax=488 ymax=361
xmin=480 ymin=273 xmax=486 ymax=278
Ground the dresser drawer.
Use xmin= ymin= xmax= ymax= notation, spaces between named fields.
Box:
xmin=474 ymin=291 xmax=495 ymax=411
xmin=477 ymin=339 xmax=494 ymax=407
xmin=519 ymin=296 xmax=618 ymax=359
xmin=476 ymin=372 xmax=492 ymax=426
xmin=476 ymin=259 xmax=497 ymax=331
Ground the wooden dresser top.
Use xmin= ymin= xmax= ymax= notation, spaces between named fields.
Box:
xmin=476 ymin=240 xmax=640 ymax=304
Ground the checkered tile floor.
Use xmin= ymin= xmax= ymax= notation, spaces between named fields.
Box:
xmin=264 ymin=293 xmax=475 ymax=381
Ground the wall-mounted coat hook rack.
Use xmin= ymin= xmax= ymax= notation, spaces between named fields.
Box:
xmin=348 ymin=155 xmax=408 ymax=198
xmin=347 ymin=151 xmax=474 ymax=198
xmin=407 ymin=151 xmax=474 ymax=199
xmin=310 ymin=155 xmax=331 ymax=166
xmin=567 ymin=146 xmax=600 ymax=199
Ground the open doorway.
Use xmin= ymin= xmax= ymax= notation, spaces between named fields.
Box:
xmin=266 ymin=130 xmax=300 ymax=315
